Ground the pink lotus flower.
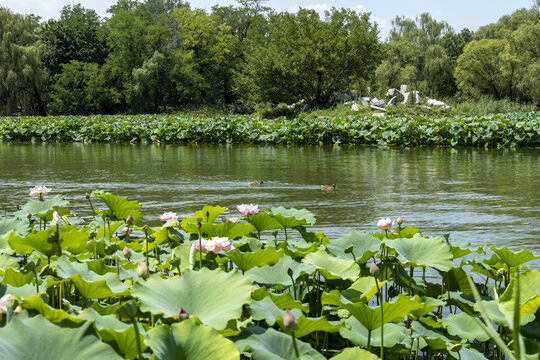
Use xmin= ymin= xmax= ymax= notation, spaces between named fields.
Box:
xmin=123 ymin=246 xmax=132 ymax=259
xmin=283 ymin=309 xmax=298 ymax=331
xmin=369 ymin=261 xmax=380 ymax=276
xmin=122 ymin=226 xmax=132 ymax=235
xmin=0 ymin=294 xmax=14 ymax=314
xmin=377 ymin=218 xmax=395 ymax=231
xmin=363 ymin=116 xmax=368 ymax=120
xmin=29 ymin=185 xmax=51 ymax=198
xmin=159 ymin=212 xmax=178 ymax=223
xmin=236 ymin=204 xmax=260 ymax=215
xmin=193 ymin=237 xmax=234 ymax=254
xmin=348 ymin=117 xmax=354 ymax=121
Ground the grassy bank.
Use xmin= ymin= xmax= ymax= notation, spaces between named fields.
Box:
xmin=1 ymin=112 xmax=539 ymax=147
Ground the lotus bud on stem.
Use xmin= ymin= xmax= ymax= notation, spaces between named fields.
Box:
xmin=283 ymin=309 xmax=299 ymax=358
xmin=287 ymin=268 xmax=297 ymax=300
xmin=137 ymin=260 xmax=149 ymax=280
xmin=85 ymin=192 xmax=95 ymax=217
xmin=123 ymin=246 xmax=132 ymax=260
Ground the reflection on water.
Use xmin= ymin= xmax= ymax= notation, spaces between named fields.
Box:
xmin=0 ymin=143 xmax=538 ymax=258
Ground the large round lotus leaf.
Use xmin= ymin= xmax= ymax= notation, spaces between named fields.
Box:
xmin=132 ymin=268 xmax=254 ymax=330
xmin=0 ymin=253 xmax=20 ymax=271
xmin=23 ymin=294 xmax=86 ymax=326
xmin=410 ymin=320 xmax=451 ymax=350
xmin=234 ymin=324 xmax=325 ymax=360
xmin=331 ymin=347 xmax=380 ymax=360
xmin=440 ymin=312 xmax=490 ymax=342
xmin=270 ymin=207 xmax=316 ymax=228
xmin=498 ymin=269 xmax=540 ymax=322
xmin=250 ymin=297 xmax=303 ymax=326
xmin=15 ymin=194 xmax=69 ymax=219
xmin=245 ymin=255 xmax=315 ymax=287
xmin=245 ymin=211 xmax=283 ymax=231
xmin=339 ymin=317 xmax=407 ymax=348
xmin=303 ymin=250 xmax=360 ymax=281
xmin=275 ymin=314 xmax=343 ymax=338
xmin=326 ymin=230 xmax=380 ymax=263
xmin=0 ymin=217 xmax=30 ymax=236
xmin=181 ymin=205 xmax=227 ymax=234
xmin=0 ymin=315 xmax=122 ymax=359
xmin=93 ymin=191 xmax=143 ymax=225
xmin=202 ymin=222 xmax=256 ymax=239
xmin=490 ymin=246 xmax=539 ymax=267
xmin=448 ymin=346 xmax=489 ymax=360
xmin=228 ymin=247 xmax=284 ymax=272
xmin=146 ymin=320 xmax=240 ymax=360
xmin=450 ymin=241 xmax=483 ymax=259
xmin=385 ymin=235 xmax=453 ymax=271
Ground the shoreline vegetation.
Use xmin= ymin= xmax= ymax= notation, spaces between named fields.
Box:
xmin=0 ymin=190 xmax=538 ymax=359
xmin=1 ymin=111 xmax=538 ymax=147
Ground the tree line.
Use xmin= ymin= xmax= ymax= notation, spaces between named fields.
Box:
xmin=0 ymin=0 xmax=538 ymax=116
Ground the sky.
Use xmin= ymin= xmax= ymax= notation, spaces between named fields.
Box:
xmin=0 ymin=0 xmax=535 ymax=39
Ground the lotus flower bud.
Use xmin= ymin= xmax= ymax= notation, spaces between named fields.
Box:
xmin=85 ymin=192 xmax=90 ymax=200
xmin=122 ymin=226 xmax=132 ymax=235
xmin=287 ymin=268 xmax=294 ymax=277
xmin=27 ymin=211 xmax=32 ymax=219
xmin=126 ymin=215 xmax=133 ymax=226
xmin=369 ymin=261 xmax=380 ymax=277
xmin=377 ymin=218 xmax=395 ymax=231
xmin=178 ymin=307 xmax=190 ymax=322
xmin=196 ymin=218 xmax=202 ymax=229
xmin=50 ymin=211 xmax=61 ymax=226
xmin=123 ymin=246 xmax=132 ymax=259
xmin=396 ymin=216 xmax=403 ymax=225
xmin=137 ymin=261 xmax=149 ymax=279
xmin=283 ymin=309 xmax=297 ymax=331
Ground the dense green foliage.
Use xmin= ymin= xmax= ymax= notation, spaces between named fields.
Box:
xmin=0 ymin=1 xmax=538 ymax=116
xmin=0 ymin=191 xmax=539 ymax=359
xmin=0 ymin=113 xmax=538 ymax=147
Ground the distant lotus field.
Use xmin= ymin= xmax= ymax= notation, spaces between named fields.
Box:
xmin=0 ymin=112 xmax=538 ymax=147
xmin=0 ymin=188 xmax=538 ymax=359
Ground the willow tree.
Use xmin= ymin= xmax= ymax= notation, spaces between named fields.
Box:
xmin=0 ymin=8 xmax=47 ymax=115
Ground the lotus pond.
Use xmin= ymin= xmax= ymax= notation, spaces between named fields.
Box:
xmin=0 ymin=189 xmax=539 ymax=360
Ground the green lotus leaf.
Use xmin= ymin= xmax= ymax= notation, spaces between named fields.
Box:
xmin=0 ymin=253 xmax=19 ymax=271
xmin=490 ymin=246 xmax=539 ymax=267
xmin=0 ymin=315 xmax=122 ymax=359
xmin=250 ymin=296 xmax=303 ymax=326
xmin=341 ymin=277 xmax=387 ymax=303
xmin=0 ymin=283 xmax=37 ymax=298
xmin=270 ymin=292 xmax=309 ymax=313
xmin=303 ymin=250 xmax=360 ymax=281
xmin=449 ymin=241 xmax=483 ymax=259
xmin=499 ymin=269 xmax=540 ymax=322
xmin=245 ymin=211 xmax=283 ymax=231
xmin=0 ymin=233 xmax=11 ymax=253
xmin=339 ymin=317 xmax=407 ymax=348
xmin=202 ymin=221 xmax=256 ymax=239
xmin=385 ymin=235 xmax=453 ymax=271
xmin=234 ymin=324 xmax=324 ymax=360
xmin=15 ymin=194 xmax=69 ymax=219
xmin=96 ymin=220 xmax=124 ymax=240
xmin=445 ymin=267 xmax=473 ymax=294
xmin=172 ymin=244 xmax=195 ymax=274
xmin=278 ymin=240 xmax=319 ymax=258
xmin=1 ymin=267 xmax=34 ymax=287
xmin=245 ymin=255 xmax=315 ymax=287
xmin=146 ymin=320 xmax=240 ymax=360
xmin=440 ymin=312 xmax=490 ymax=342
xmin=93 ymin=191 xmax=143 ymax=225
xmin=22 ymin=294 xmax=86 ymax=326
xmin=77 ymin=308 xmax=147 ymax=359
xmin=322 ymin=290 xmax=353 ymax=307
xmin=331 ymin=347 xmax=380 ymax=360
xmin=276 ymin=314 xmax=343 ymax=338
xmin=410 ymin=320 xmax=452 ymax=350
xmin=181 ymin=205 xmax=228 ymax=233
xmin=410 ymin=297 xmax=446 ymax=318
xmin=54 ymin=256 xmax=129 ymax=298
xmin=345 ymin=294 xmax=423 ymax=331
xmin=326 ymin=230 xmax=380 ymax=263
xmin=0 ymin=217 xmax=30 ymax=236
xmin=9 ymin=226 xmax=88 ymax=258
xmin=473 ymin=299 xmax=534 ymax=327
xmin=132 ymin=268 xmax=254 ymax=330
xmin=270 ymin=206 xmax=316 ymax=228
xmin=449 ymin=347 xmax=488 ymax=360
xmin=228 ymin=247 xmax=284 ymax=272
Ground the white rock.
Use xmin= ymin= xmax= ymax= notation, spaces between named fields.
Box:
xmin=372 ymin=112 xmax=385 ymax=117
xmin=351 ymin=102 xmax=359 ymax=111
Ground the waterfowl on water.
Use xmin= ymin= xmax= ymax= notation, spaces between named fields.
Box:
xmin=321 ymin=184 xmax=336 ymax=191
xmin=249 ymin=181 xmax=264 ymax=187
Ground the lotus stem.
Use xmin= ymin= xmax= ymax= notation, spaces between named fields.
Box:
xmin=197 ymin=222 xmax=203 ymax=270
xmin=34 ymin=271 xmax=39 ymax=294
xmin=87 ymin=195 xmax=95 ymax=218
xmin=367 ymin=329 xmax=372 ymax=351
xmin=131 ymin=317 xmax=143 ymax=360
xmin=115 ymin=253 xmax=120 ymax=275
xmin=409 ymin=266 xmax=413 ymax=296
xmin=291 ymin=332 xmax=300 ymax=358
xmin=144 ymin=229 xmax=149 ymax=266
xmin=375 ymin=276 xmax=384 ymax=360
xmin=512 ymin=272 xmax=521 ymax=360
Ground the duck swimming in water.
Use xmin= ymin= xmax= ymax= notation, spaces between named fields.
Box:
xmin=321 ymin=184 xmax=336 ymax=191
xmin=249 ymin=181 xmax=264 ymax=187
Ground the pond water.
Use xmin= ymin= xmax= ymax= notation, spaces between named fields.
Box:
xmin=0 ymin=143 xmax=538 ymax=259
